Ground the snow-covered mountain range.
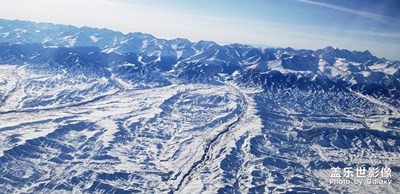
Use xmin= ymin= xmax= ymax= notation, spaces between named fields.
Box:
xmin=0 ymin=18 xmax=399 ymax=193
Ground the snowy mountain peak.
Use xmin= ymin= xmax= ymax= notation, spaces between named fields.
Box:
xmin=0 ymin=18 xmax=399 ymax=194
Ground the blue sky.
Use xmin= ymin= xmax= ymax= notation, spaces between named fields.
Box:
xmin=0 ymin=0 xmax=399 ymax=59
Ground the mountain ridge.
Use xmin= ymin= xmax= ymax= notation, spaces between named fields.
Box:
xmin=0 ymin=18 xmax=397 ymax=61
xmin=0 ymin=18 xmax=399 ymax=193
xmin=1 ymin=18 xmax=399 ymax=108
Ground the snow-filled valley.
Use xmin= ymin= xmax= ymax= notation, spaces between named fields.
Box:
xmin=0 ymin=19 xmax=399 ymax=193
